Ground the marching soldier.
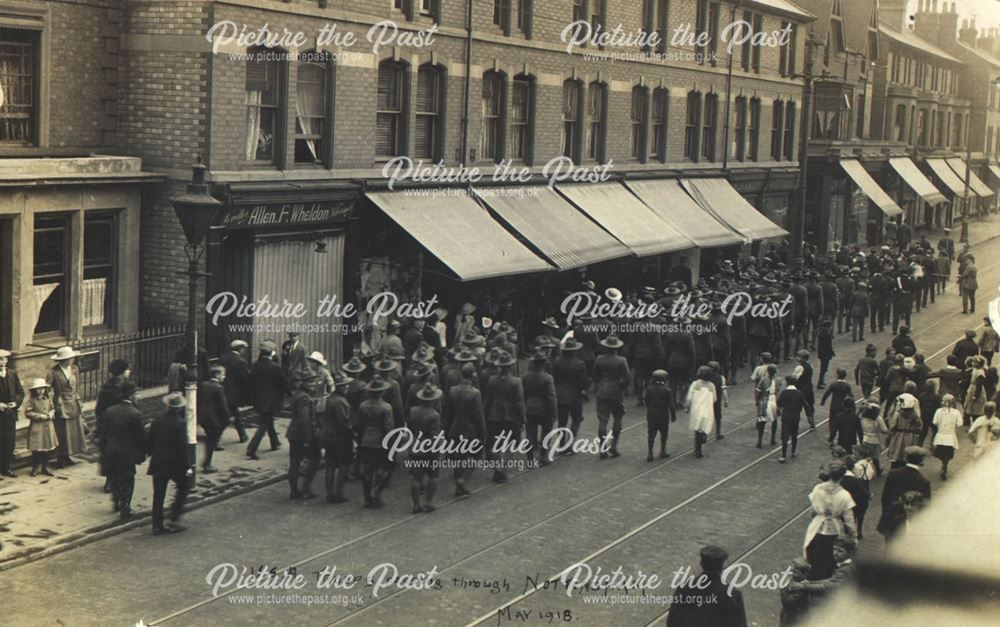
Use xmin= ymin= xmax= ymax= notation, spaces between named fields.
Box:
xmin=408 ymin=383 xmax=443 ymax=514
xmin=522 ymin=349 xmax=557 ymax=465
xmin=553 ymin=338 xmax=589 ymax=449
xmin=443 ymin=363 xmax=487 ymax=497
xmin=592 ymin=334 xmax=631 ymax=459
xmin=483 ymin=351 xmax=525 ymax=483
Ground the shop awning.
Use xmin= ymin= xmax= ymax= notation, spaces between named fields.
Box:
xmin=925 ymin=158 xmax=972 ymax=198
xmin=555 ymin=182 xmax=695 ymax=256
xmin=680 ymin=177 xmax=789 ymax=241
xmin=471 ymin=186 xmax=633 ymax=270
xmin=944 ymin=158 xmax=995 ymax=198
xmin=988 ymin=164 xmax=1000 ymax=189
xmin=839 ymin=160 xmax=904 ymax=217
xmin=624 ymin=179 xmax=744 ymax=248
xmin=366 ymin=190 xmax=553 ymax=281
xmin=888 ymin=157 xmax=948 ymax=205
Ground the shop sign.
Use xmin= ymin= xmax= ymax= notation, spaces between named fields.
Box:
xmin=221 ymin=200 xmax=354 ymax=229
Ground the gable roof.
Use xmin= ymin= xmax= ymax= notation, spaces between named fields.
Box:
xmin=955 ymin=41 xmax=1000 ymax=69
xmin=748 ymin=0 xmax=816 ymax=21
xmin=842 ymin=0 xmax=877 ymax=54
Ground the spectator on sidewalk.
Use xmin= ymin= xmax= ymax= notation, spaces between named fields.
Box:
xmin=877 ymin=446 xmax=931 ymax=542
xmin=803 ymin=461 xmax=857 ymax=581
xmin=932 ymin=394 xmax=962 ymax=479
xmin=952 ymin=330 xmax=980 ymax=372
xmin=48 ymin=346 xmax=87 ymax=468
xmin=0 ymin=348 xmax=24 ymax=479
xmin=25 ymin=378 xmax=56 ymax=477
xmin=246 ymin=340 xmax=288 ymax=460
xmin=979 ymin=318 xmax=999 ymax=366
xmin=667 ymin=545 xmax=747 ymax=627
xmin=95 ymin=358 xmax=130 ymax=492
xmin=218 ymin=339 xmax=251 ymax=443
xmin=779 ymin=559 xmax=813 ymax=627
xmin=969 ymin=401 xmax=1000 ymax=458
xmin=147 ymin=392 xmax=192 ymax=535
xmin=198 ymin=365 xmax=230 ymax=474
xmin=104 ymin=382 xmax=145 ymax=520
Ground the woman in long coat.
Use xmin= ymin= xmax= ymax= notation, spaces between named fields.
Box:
xmin=964 ymin=356 xmax=989 ymax=420
xmin=886 ymin=387 xmax=922 ymax=467
xmin=26 ymin=378 xmax=58 ymax=476
xmin=47 ymin=346 xmax=87 ymax=466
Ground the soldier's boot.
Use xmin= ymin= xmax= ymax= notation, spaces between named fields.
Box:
xmin=770 ymin=421 xmax=777 ymax=446
xmin=331 ymin=471 xmax=348 ymax=503
xmin=410 ymin=485 xmax=423 ymax=514
xmin=325 ymin=467 xmax=336 ymax=502
xmin=609 ymin=430 xmax=622 ymax=458
xmin=598 ymin=428 xmax=609 ymax=459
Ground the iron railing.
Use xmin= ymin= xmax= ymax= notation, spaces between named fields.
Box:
xmin=71 ymin=325 xmax=187 ymax=403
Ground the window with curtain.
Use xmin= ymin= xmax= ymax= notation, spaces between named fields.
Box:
xmin=33 ymin=214 xmax=68 ymax=336
xmin=562 ymin=79 xmax=582 ymax=162
xmin=480 ymin=71 xmax=505 ymax=162
xmin=376 ymin=61 xmax=407 ymax=158
xmin=510 ymin=75 xmax=533 ymax=162
xmin=771 ymin=100 xmax=784 ymax=159
xmin=783 ymin=101 xmax=796 ymax=160
xmin=631 ymin=86 xmax=648 ymax=161
xmin=916 ymin=108 xmax=927 ymax=147
xmin=415 ymin=64 xmax=443 ymax=161
xmin=587 ymin=81 xmax=607 ymax=162
xmin=245 ymin=48 xmax=283 ymax=162
xmin=83 ymin=213 xmax=117 ymax=329
xmin=651 ymin=87 xmax=668 ymax=162
xmin=684 ymin=91 xmax=701 ymax=160
xmin=294 ymin=54 xmax=328 ymax=165
xmin=748 ymin=97 xmax=760 ymax=161
xmin=701 ymin=93 xmax=717 ymax=161
xmin=0 ymin=28 xmax=37 ymax=144
xmin=733 ymin=96 xmax=747 ymax=161
xmin=894 ymin=104 xmax=906 ymax=142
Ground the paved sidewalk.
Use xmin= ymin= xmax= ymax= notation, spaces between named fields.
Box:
xmin=0 ymin=415 xmax=292 ymax=570
xmin=1 ymin=212 xmax=997 ymax=571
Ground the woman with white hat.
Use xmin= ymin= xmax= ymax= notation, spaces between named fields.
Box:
xmin=48 ymin=346 xmax=87 ymax=467
xmin=886 ymin=382 xmax=923 ymax=468
xmin=25 ymin=378 xmax=57 ymax=476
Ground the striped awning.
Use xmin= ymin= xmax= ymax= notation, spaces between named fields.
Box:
xmin=889 ymin=157 xmax=948 ymax=205
xmin=840 ymin=160 xmax=904 ymax=217
xmin=925 ymin=158 xmax=972 ymax=198
xmin=680 ymin=177 xmax=788 ymax=241
xmin=556 ymin=182 xmax=695 ymax=256
xmin=944 ymin=158 xmax=994 ymax=198
xmin=366 ymin=190 xmax=553 ymax=281
xmin=624 ymin=179 xmax=744 ymax=248
xmin=472 ymin=186 xmax=633 ymax=270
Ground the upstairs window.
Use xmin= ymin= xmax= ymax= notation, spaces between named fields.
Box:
xmin=480 ymin=71 xmax=506 ymax=162
xmin=0 ymin=28 xmax=38 ymax=144
xmin=651 ymin=87 xmax=668 ymax=162
xmin=294 ymin=53 xmax=330 ymax=165
xmin=510 ymin=75 xmax=534 ymax=163
xmin=376 ymin=61 xmax=409 ymax=158
xmin=783 ymin=101 xmax=796 ymax=160
xmin=245 ymin=48 xmax=284 ymax=163
xmin=684 ymin=90 xmax=701 ymax=160
xmin=562 ymin=79 xmax=583 ymax=162
xmin=701 ymin=93 xmax=718 ymax=161
xmin=415 ymin=64 xmax=445 ymax=161
xmin=733 ymin=96 xmax=747 ymax=161
xmin=587 ymin=81 xmax=607 ymax=162
xmin=771 ymin=100 xmax=784 ymax=159
xmin=748 ymin=97 xmax=761 ymax=161
xmin=631 ymin=86 xmax=649 ymax=162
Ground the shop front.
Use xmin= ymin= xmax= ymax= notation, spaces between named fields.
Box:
xmin=206 ymin=181 xmax=359 ymax=367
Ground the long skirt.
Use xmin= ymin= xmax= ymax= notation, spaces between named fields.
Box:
xmin=56 ymin=417 xmax=88 ymax=456
xmin=28 ymin=418 xmax=58 ymax=452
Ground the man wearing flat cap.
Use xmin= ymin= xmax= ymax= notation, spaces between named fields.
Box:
xmin=877 ymin=446 xmax=931 ymax=541
xmin=667 ymin=544 xmax=747 ymax=627
xmin=247 ymin=340 xmax=289 ymax=460
xmin=218 ymin=339 xmax=252 ymax=443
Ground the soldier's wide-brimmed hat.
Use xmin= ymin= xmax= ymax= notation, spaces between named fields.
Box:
xmin=561 ymin=338 xmax=583 ymax=352
xmin=366 ymin=375 xmax=391 ymax=393
xmin=387 ymin=319 xmax=401 ymax=330
xmin=27 ymin=378 xmax=49 ymax=391
xmin=373 ymin=355 xmax=397 ymax=372
xmin=411 ymin=347 xmax=434 ymax=364
xmin=162 ymin=392 xmax=186 ymax=409
xmin=762 ymin=273 xmax=778 ymax=284
xmin=494 ymin=350 xmax=516 ymax=367
xmin=343 ymin=356 xmax=367 ymax=373
xmin=454 ymin=348 xmax=479 ymax=362
xmin=541 ymin=317 xmax=560 ymax=330
xmin=461 ymin=302 xmax=476 ymax=315
xmin=663 ymin=286 xmax=683 ymax=296
xmin=461 ymin=330 xmax=485 ymax=347
xmin=483 ymin=347 xmax=504 ymax=365
xmin=582 ymin=280 xmax=596 ymax=291
xmin=307 ymin=351 xmax=327 ymax=367
xmin=416 ymin=382 xmax=443 ymax=401
xmin=410 ymin=361 xmax=432 ymax=377
xmin=604 ymin=287 xmax=623 ymax=302
xmin=332 ymin=371 xmax=353 ymax=387
xmin=50 ymin=346 xmax=80 ymax=361
xmin=230 ymin=339 xmax=248 ymax=350
xmin=600 ymin=334 xmax=624 ymax=349
xmin=530 ymin=347 xmax=549 ymax=362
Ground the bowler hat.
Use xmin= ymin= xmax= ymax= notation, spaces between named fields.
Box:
xmin=108 ymin=358 xmax=130 ymax=376
xmin=416 ymin=383 xmax=443 ymax=402
xmin=287 ymin=331 xmax=301 ymax=337
xmin=461 ymin=302 xmax=477 ymax=315
xmin=120 ymin=381 xmax=139 ymax=398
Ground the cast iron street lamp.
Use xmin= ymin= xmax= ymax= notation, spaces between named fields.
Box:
xmin=170 ymin=159 xmax=222 ymax=470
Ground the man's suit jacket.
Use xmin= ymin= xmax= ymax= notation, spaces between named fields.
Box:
xmin=47 ymin=365 xmax=82 ymax=420
xmin=218 ymin=351 xmax=251 ymax=408
xmin=197 ymin=379 xmax=231 ymax=432
xmin=960 ymin=263 xmax=978 ymax=291
xmin=877 ymin=465 xmax=931 ymax=535
xmin=0 ymin=368 xmax=25 ymax=422
xmin=251 ymin=357 xmax=289 ymax=415
xmin=146 ymin=410 xmax=190 ymax=478
xmin=104 ymin=401 xmax=146 ymax=466
xmin=281 ymin=339 xmax=308 ymax=382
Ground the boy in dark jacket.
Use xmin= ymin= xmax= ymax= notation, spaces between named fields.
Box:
xmin=644 ymin=370 xmax=676 ymax=461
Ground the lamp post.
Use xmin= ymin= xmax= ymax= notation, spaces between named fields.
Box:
xmin=170 ymin=159 xmax=222 ymax=471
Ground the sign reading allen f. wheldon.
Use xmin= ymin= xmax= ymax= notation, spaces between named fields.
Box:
xmin=221 ymin=200 xmax=354 ymax=229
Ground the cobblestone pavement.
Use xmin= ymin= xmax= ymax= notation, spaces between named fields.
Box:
xmin=1 ymin=216 xmax=998 ymax=626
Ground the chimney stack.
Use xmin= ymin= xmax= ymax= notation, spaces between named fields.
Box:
xmin=880 ymin=0 xmax=911 ymax=32
xmin=959 ymin=17 xmax=977 ymax=46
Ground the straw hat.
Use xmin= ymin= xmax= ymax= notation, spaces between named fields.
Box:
xmin=27 ymin=378 xmax=50 ymax=391
xmin=307 ymin=351 xmax=327 ymax=367
xmin=162 ymin=392 xmax=186 ymax=408
xmin=50 ymin=346 xmax=80 ymax=361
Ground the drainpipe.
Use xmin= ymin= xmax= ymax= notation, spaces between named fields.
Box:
xmin=460 ymin=0 xmax=474 ymax=167
xmin=721 ymin=1 xmax=742 ymax=171
xmin=792 ymin=33 xmax=817 ymax=258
